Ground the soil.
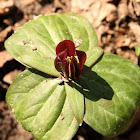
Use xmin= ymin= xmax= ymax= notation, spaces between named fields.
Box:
xmin=0 ymin=0 xmax=140 ymax=140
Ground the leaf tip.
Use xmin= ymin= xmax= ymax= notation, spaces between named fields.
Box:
xmin=18 ymin=56 xmax=22 ymax=60
xmin=79 ymin=122 xmax=83 ymax=126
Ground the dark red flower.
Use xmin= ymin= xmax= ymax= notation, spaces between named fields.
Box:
xmin=54 ymin=40 xmax=86 ymax=80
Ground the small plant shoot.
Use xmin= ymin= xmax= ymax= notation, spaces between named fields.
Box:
xmin=135 ymin=46 xmax=140 ymax=56
xmin=5 ymin=14 xmax=140 ymax=140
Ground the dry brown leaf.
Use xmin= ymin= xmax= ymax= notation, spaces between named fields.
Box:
xmin=129 ymin=22 xmax=140 ymax=43
xmin=118 ymin=0 xmax=128 ymax=20
xmin=123 ymin=37 xmax=131 ymax=47
xmin=0 ymin=0 xmax=14 ymax=15
xmin=96 ymin=25 xmax=109 ymax=43
xmin=71 ymin=0 xmax=93 ymax=11
xmin=3 ymin=70 xmax=21 ymax=84
xmin=0 ymin=50 xmax=13 ymax=68
xmin=71 ymin=0 xmax=117 ymax=27
xmin=22 ymin=0 xmax=36 ymax=6
xmin=91 ymin=2 xmax=116 ymax=27
xmin=115 ymin=34 xmax=125 ymax=48
xmin=0 ymin=26 xmax=13 ymax=42
xmin=128 ymin=0 xmax=140 ymax=19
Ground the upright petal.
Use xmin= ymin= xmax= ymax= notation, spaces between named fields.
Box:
xmin=54 ymin=49 xmax=69 ymax=79
xmin=76 ymin=50 xmax=87 ymax=77
xmin=54 ymin=49 xmax=67 ymax=72
xmin=56 ymin=40 xmax=75 ymax=56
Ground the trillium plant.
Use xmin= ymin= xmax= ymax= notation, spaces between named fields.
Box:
xmin=5 ymin=14 xmax=140 ymax=140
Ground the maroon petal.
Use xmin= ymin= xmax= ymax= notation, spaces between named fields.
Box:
xmin=76 ymin=50 xmax=87 ymax=77
xmin=54 ymin=49 xmax=69 ymax=79
xmin=56 ymin=40 xmax=75 ymax=56
xmin=54 ymin=56 xmax=62 ymax=72
xmin=62 ymin=59 xmax=69 ymax=80
xmin=54 ymin=49 xmax=67 ymax=72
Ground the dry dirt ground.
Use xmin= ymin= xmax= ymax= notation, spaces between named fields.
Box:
xmin=0 ymin=0 xmax=140 ymax=140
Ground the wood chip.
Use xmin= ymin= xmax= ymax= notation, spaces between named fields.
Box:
xmin=0 ymin=26 xmax=13 ymax=42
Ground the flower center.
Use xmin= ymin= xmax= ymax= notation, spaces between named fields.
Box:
xmin=67 ymin=56 xmax=77 ymax=78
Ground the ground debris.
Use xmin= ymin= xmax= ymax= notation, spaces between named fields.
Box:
xmin=0 ymin=26 xmax=13 ymax=42
xmin=0 ymin=0 xmax=14 ymax=15
xmin=0 ymin=50 xmax=13 ymax=67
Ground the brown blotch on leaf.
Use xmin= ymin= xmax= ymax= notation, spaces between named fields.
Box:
xmin=23 ymin=40 xmax=27 ymax=45
xmin=60 ymin=113 xmax=64 ymax=120
xmin=31 ymin=46 xmax=38 ymax=51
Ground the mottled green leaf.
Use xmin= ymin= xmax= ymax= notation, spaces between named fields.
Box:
xmin=18 ymin=55 xmax=59 ymax=77
xmin=85 ymin=47 xmax=103 ymax=67
xmin=65 ymin=82 xmax=84 ymax=126
xmin=81 ymin=53 xmax=140 ymax=137
xmin=6 ymin=69 xmax=79 ymax=140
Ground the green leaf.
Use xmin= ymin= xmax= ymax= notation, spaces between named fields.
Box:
xmin=5 ymin=14 xmax=103 ymax=74
xmin=6 ymin=69 xmax=79 ymax=140
xmin=135 ymin=46 xmax=140 ymax=56
xmin=65 ymin=82 xmax=84 ymax=126
xmin=18 ymin=55 xmax=59 ymax=77
xmin=80 ymin=53 xmax=140 ymax=137
xmin=85 ymin=47 xmax=103 ymax=67
xmin=56 ymin=14 xmax=98 ymax=51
